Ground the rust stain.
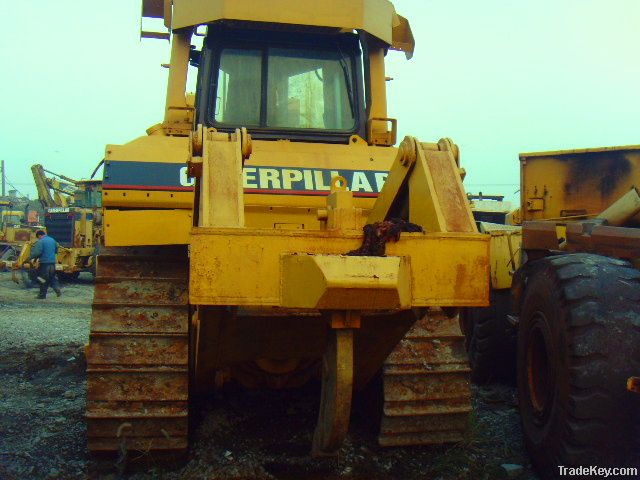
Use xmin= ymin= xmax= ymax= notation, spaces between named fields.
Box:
xmin=379 ymin=309 xmax=471 ymax=446
xmin=453 ymin=264 xmax=467 ymax=300
xmin=563 ymin=151 xmax=631 ymax=199
xmin=86 ymin=246 xmax=190 ymax=453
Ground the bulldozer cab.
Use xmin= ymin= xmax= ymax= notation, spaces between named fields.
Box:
xmin=196 ymin=27 xmax=364 ymax=143
xmin=139 ymin=0 xmax=413 ymax=148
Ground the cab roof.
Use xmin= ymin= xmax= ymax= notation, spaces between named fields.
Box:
xmin=142 ymin=0 xmax=414 ymax=57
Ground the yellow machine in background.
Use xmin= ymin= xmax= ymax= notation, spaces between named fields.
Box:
xmin=462 ymin=194 xmax=522 ymax=383
xmin=86 ymin=0 xmax=490 ymax=456
xmin=468 ymin=193 xmax=513 ymax=225
xmin=28 ymin=164 xmax=102 ymax=279
xmin=0 ymin=205 xmax=23 ymax=226
xmin=479 ymin=146 xmax=640 ymax=477
xmin=0 ymin=200 xmax=42 ymax=270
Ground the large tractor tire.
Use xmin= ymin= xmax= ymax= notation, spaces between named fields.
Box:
xmin=462 ymin=290 xmax=516 ymax=384
xmin=517 ymin=254 xmax=640 ymax=478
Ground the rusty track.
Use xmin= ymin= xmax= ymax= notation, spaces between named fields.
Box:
xmin=379 ymin=308 xmax=472 ymax=446
xmin=86 ymin=246 xmax=189 ymax=453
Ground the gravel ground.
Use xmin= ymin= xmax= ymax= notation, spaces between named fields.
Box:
xmin=0 ymin=272 xmax=91 ymax=480
xmin=0 ymin=271 xmax=540 ymax=479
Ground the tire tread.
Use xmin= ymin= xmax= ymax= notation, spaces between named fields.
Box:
xmin=518 ymin=254 xmax=640 ymax=477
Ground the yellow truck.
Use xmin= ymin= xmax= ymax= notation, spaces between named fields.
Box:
xmin=86 ymin=0 xmax=490 ymax=457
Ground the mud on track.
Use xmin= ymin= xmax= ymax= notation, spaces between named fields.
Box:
xmin=0 ymin=271 xmax=539 ymax=479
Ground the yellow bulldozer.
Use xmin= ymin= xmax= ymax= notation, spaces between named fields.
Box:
xmin=86 ymin=0 xmax=491 ymax=457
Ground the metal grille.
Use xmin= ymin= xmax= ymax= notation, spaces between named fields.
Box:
xmin=45 ymin=213 xmax=74 ymax=247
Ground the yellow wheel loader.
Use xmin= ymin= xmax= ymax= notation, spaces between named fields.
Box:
xmin=495 ymin=146 xmax=640 ymax=477
xmin=31 ymin=164 xmax=102 ymax=279
xmin=86 ymin=0 xmax=490 ymax=456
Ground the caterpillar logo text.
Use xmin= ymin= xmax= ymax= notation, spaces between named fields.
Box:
xmin=104 ymin=161 xmax=388 ymax=197
xmin=243 ymin=166 xmax=387 ymax=197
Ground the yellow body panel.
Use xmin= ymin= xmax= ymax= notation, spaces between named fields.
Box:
xmin=1 ymin=226 xmax=38 ymax=244
xmin=482 ymin=225 xmax=522 ymax=290
xmin=57 ymin=247 xmax=94 ymax=273
xmin=102 ymin=136 xmax=397 ymax=246
xmin=106 ymin=135 xmax=191 ymax=164
xmin=104 ymin=209 xmax=193 ymax=246
xmin=281 ymin=254 xmax=411 ymax=309
xmin=103 ymin=135 xmax=192 ymax=210
xmin=189 ymin=228 xmax=489 ymax=307
xmin=73 ymin=211 xmax=96 ymax=249
xmin=103 ymin=130 xmax=489 ymax=306
xmin=102 ymin=189 xmax=193 ymax=209
xmin=520 ymin=145 xmax=640 ymax=222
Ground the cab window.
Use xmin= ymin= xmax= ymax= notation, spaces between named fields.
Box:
xmin=213 ymin=45 xmax=356 ymax=132
xmin=214 ymin=49 xmax=262 ymax=126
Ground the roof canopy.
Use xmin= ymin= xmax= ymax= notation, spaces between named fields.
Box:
xmin=142 ymin=0 xmax=414 ymax=57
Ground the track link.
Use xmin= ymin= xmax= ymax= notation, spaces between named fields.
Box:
xmin=379 ymin=308 xmax=472 ymax=446
xmin=86 ymin=246 xmax=189 ymax=453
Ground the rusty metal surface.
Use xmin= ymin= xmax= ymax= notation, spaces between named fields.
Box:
xmin=87 ymin=334 xmax=188 ymax=365
xmin=91 ymin=305 xmax=188 ymax=334
xmin=96 ymin=250 xmax=189 ymax=279
xmin=424 ymin=140 xmax=476 ymax=233
xmin=628 ymin=377 xmax=640 ymax=394
xmin=569 ymin=224 xmax=640 ymax=259
xmin=522 ymin=221 xmax=560 ymax=251
xmin=311 ymin=328 xmax=354 ymax=456
xmin=93 ymin=279 xmax=188 ymax=306
xmin=525 ymin=219 xmax=640 ymax=259
xmin=520 ymin=146 xmax=640 ymax=223
xmin=86 ymin=246 xmax=189 ymax=453
xmin=378 ymin=308 xmax=472 ymax=446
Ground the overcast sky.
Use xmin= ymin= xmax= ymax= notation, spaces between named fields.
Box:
xmin=1 ymin=0 xmax=639 ymax=205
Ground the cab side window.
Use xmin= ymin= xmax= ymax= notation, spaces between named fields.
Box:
xmin=214 ymin=48 xmax=262 ymax=126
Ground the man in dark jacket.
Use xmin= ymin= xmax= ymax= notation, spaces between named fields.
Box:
xmin=29 ymin=230 xmax=62 ymax=299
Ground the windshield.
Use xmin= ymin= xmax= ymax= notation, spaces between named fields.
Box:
xmin=214 ymin=46 xmax=356 ymax=132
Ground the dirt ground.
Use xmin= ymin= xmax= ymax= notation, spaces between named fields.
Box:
xmin=0 ymin=271 xmax=540 ymax=480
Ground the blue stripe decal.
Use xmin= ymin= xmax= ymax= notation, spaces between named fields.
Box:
xmin=103 ymin=161 xmax=389 ymax=195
